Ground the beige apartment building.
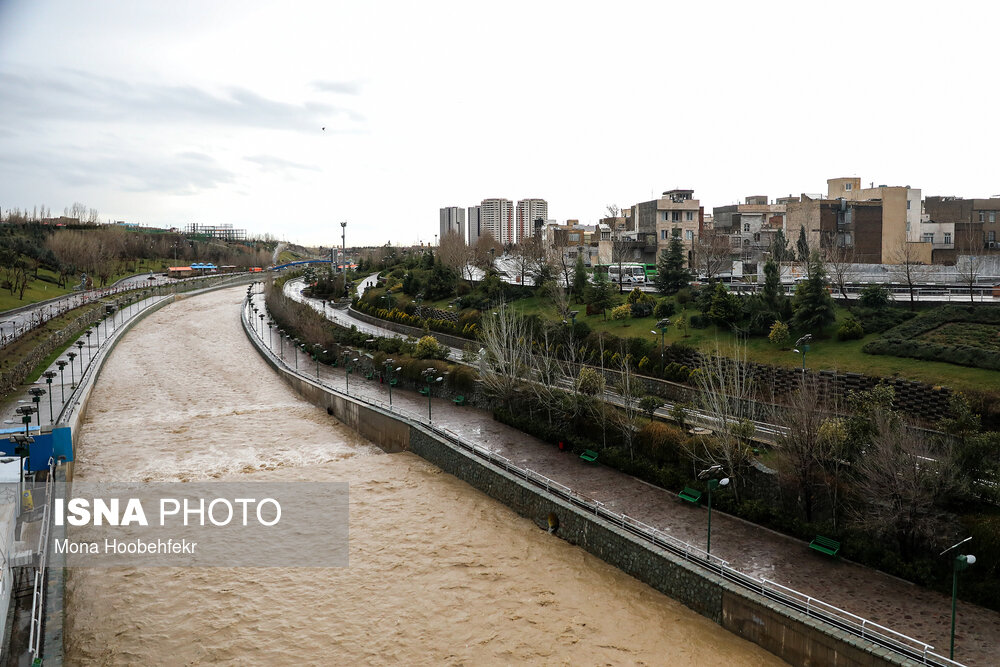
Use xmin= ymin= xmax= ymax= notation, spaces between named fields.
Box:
xmin=630 ymin=189 xmax=703 ymax=266
xmin=826 ymin=177 xmax=923 ymax=263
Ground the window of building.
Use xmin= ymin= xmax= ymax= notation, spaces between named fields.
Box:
xmin=660 ymin=229 xmax=668 ymax=240
xmin=991 ymin=212 xmax=997 ymax=223
xmin=754 ymin=232 xmax=761 ymax=242
xmin=922 ymin=233 xmax=934 ymax=243
xmin=979 ymin=212 xmax=985 ymax=222
xmin=743 ymin=223 xmax=751 ymax=232
xmin=685 ymin=211 xmax=693 ymax=221
xmin=989 ymin=231 xmax=997 ymax=242
xmin=663 ymin=212 xmax=669 ymax=222
xmin=944 ymin=232 xmax=952 ymax=244
xmin=906 ymin=199 xmax=911 ymax=210
xmin=672 ymin=211 xmax=681 ymax=222
xmin=685 ymin=230 xmax=694 ymax=241
xmin=845 ymin=183 xmax=852 ymax=191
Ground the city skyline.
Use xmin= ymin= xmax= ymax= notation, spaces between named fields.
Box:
xmin=2 ymin=1 xmax=999 ymax=247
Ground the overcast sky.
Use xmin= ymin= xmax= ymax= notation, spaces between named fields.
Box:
xmin=1 ymin=1 xmax=998 ymax=247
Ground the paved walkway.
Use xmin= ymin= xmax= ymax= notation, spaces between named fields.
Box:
xmin=267 ymin=283 xmax=1000 ymax=666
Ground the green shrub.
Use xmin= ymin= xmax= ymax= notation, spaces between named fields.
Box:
xmin=858 ymin=284 xmax=891 ymax=308
xmin=653 ymin=299 xmax=676 ymax=319
xmin=837 ymin=316 xmax=864 ymax=341
xmin=768 ymin=320 xmax=790 ymax=347
xmin=611 ymin=304 xmax=631 ymax=320
xmin=630 ymin=301 xmax=654 ymax=317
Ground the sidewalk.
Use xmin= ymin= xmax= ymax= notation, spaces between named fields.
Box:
xmin=272 ymin=285 xmax=1000 ymax=666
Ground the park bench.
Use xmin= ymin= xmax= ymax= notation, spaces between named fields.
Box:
xmin=809 ymin=535 xmax=841 ymax=557
xmin=364 ymin=370 xmax=374 ymax=380
xmin=678 ymin=487 xmax=702 ymax=504
xmin=452 ymin=395 xmax=466 ymax=406
xmin=579 ymin=450 xmax=599 ymax=463
xmin=389 ymin=378 xmax=398 ymax=387
xmin=418 ymin=387 xmax=429 ymax=396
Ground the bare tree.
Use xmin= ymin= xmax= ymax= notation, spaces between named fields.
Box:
xmin=849 ymin=410 xmax=958 ymax=558
xmin=776 ymin=378 xmax=826 ymax=522
xmin=889 ymin=241 xmax=929 ymax=307
xmin=823 ymin=244 xmax=857 ymax=301
xmin=694 ymin=230 xmax=732 ymax=282
xmin=955 ymin=224 xmax=986 ymax=303
xmin=609 ymin=346 xmax=644 ymax=461
xmin=472 ymin=232 xmax=501 ymax=275
xmin=683 ymin=340 xmax=759 ymax=501
xmin=438 ymin=231 xmax=474 ymax=286
xmin=477 ymin=301 xmax=533 ymax=412
xmin=605 ymin=204 xmax=633 ymax=294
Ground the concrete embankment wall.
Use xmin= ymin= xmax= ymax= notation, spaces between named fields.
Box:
xmin=244 ymin=306 xmax=911 ymax=667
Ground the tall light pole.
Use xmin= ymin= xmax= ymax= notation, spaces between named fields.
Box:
xmin=74 ymin=340 xmax=85 ymax=375
xmin=267 ymin=320 xmax=274 ymax=350
xmin=340 ymin=221 xmax=348 ymax=297
xmin=941 ymin=537 xmax=976 ymax=660
xmin=698 ymin=465 xmax=729 ymax=556
xmin=67 ymin=353 xmax=77 ymax=388
xmin=793 ymin=333 xmax=812 ymax=380
xmin=384 ymin=359 xmax=401 ymax=407
xmin=55 ymin=360 xmax=68 ymax=402
xmin=421 ymin=367 xmax=444 ymax=422
xmin=652 ymin=317 xmax=671 ymax=367
xmin=43 ymin=371 xmax=57 ymax=423
xmin=345 ymin=355 xmax=358 ymax=394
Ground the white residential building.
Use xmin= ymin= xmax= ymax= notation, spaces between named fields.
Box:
xmin=516 ymin=198 xmax=548 ymax=243
xmin=481 ymin=198 xmax=515 ymax=245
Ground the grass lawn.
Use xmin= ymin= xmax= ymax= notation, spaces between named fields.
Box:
xmin=0 ymin=303 xmax=103 ymax=388
xmin=0 ymin=258 xmax=172 ymax=312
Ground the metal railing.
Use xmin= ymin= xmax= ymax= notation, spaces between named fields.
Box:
xmin=27 ymin=456 xmax=56 ymax=659
xmin=241 ymin=296 xmax=966 ymax=667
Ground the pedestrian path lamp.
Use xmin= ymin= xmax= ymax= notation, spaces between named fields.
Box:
xmin=940 ymin=536 xmax=976 ymax=660
xmin=384 ymin=359 xmax=401 ymax=407
xmin=698 ymin=465 xmax=729 ymax=556
xmin=267 ymin=320 xmax=275 ymax=350
xmin=293 ymin=339 xmax=300 ymax=369
xmin=652 ymin=318 xmax=671 ymax=366
xmin=55 ymin=361 xmax=67 ymax=402
xmin=259 ymin=313 xmax=265 ymax=338
xmin=75 ymin=340 xmax=85 ymax=375
xmin=43 ymin=371 xmax=57 ymax=423
xmin=345 ymin=355 xmax=358 ymax=394
xmin=85 ymin=328 xmax=93 ymax=360
xmin=29 ymin=388 xmax=45 ymax=426
xmin=313 ymin=344 xmax=325 ymax=380
xmin=15 ymin=406 xmax=36 ymax=437
xmin=793 ymin=334 xmax=812 ymax=380
xmin=421 ymin=368 xmax=443 ymax=422
xmin=66 ymin=353 xmax=77 ymax=388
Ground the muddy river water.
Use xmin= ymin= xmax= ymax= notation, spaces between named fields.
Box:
xmin=64 ymin=287 xmax=781 ymax=665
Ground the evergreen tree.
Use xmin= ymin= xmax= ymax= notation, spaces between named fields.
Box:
xmin=771 ymin=230 xmax=792 ymax=263
xmin=796 ymin=225 xmax=810 ymax=264
xmin=572 ymin=254 xmax=589 ymax=302
xmin=654 ymin=232 xmax=691 ymax=295
xmin=762 ymin=258 xmax=784 ymax=312
xmin=708 ymin=282 xmax=742 ymax=327
xmin=791 ymin=252 xmax=836 ymax=332
xmin=585 ymin=270 xmax=616 ymax=320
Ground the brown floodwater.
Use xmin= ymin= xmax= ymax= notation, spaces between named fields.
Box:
xmin=64 ymin=287 xmax=783 ymax=665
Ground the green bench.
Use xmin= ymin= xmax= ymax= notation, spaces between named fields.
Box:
xmin=389 ymin=378 xmax=398 ymax=387
xmin=418 ymin=386 xmax=429 ymax=396
xmin=809 ymin=535 xmax=841 ymax=557
xmin=365 ymin=370 xmax=374 ymax=380
xmin=579 ymin=450 xmax=599 ymax=463
xmin=678 ymin=487 xmax=702 ymax=504
xmin=452 ymin=395 xmax=466 ymax=406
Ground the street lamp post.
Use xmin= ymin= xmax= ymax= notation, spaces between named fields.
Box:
xmin=75 ymin=340 xmax=85 ymax=375
xmin=652 ymin=318 xmax=671 ymax=367
xmin=43 ymin=371 xmax=57 ymax=423
xmin=267 ymin=320 xmax=274 ymax=350
xmin=259 ymin=313 xmax=265 ymax=338
xmin=313 ymin=344 xmax=325 ymax=380
xmin=341 ymin=221 xmax=348 ymax=298
xmin=55 ymin=360 xmax=67 ymax=402
xmin=421 ymin=368 xmax=444 ymax=422
xmin=66 ymin=353 xmax=77 ymax=388
xmin=28 ymin=389 xmax=45 ymax=431
xmin=293 ymin=340 xmax=299 ymax=369
xmin=85 ymin=328 xmax=93 ymax=361
xmin=15 ymin=405 xmax=36 ymax=438
xmin=344 ymin=355 xmax=358 ymax=394
xmin=793 ymin=333 xmax=812 ymax=380
xmin=940 ymin=536 xmax=977 ymax=660
xmin=698 ymin=465 xmax=730 ymax=556
xmin=384 ymin=359 xmax=401 ymax=407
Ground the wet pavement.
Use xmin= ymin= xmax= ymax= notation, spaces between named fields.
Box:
xmin=266 ymin=280 xmax=1000 ymax=666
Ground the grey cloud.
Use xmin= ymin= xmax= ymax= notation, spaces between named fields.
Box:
xmin=0 ymin=67 xmax=366 ymax=132
xmin=313 ymin=80 xmax=364 ymax=95
xmin=244 ymin=155 xmax=320 ymax=173
xmin=0 ymin=147 xmax=235 ymax=195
